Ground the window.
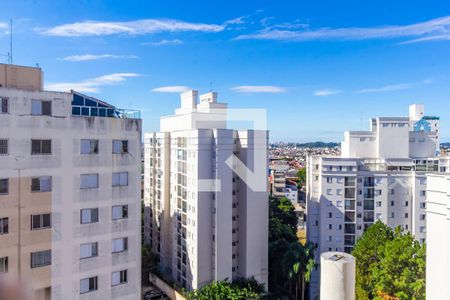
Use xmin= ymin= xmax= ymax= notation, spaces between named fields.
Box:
xmin=81 ymin=139 xmax=99 ymax=154
xmin=31 ymin=250 xmax=51 ymax=268
xmin=0 ymin=139 xmax=8 ymax=155
xmin=0 ymin=179 xmax=8 ymax=194
xmin=112 ymin=172 xmax=128 ymax=187
xmin=0 ymin=218 xmax=8 ymax=234
xmin=31 ymin=176 xmax=52 ymax=192
xmin=405 ymin=213 xmax=409 ymax=218
xmin=420 ymin=202 xmax=426 ymax=209
xmin=328 ymin=224 xmax=332 ymax=230
xmin=80 ymin=174 xmax=99 ymax=189
xmin=113 ymin=140 xmax=128 ymax=154
xmin=31 ymin=140 xmax=51 ymax=155
xmin=31 ymin=214 xmax=51 ymax=230
xmin=80 ymin=276 xmax=98 ymax=294
xmin=112 ymin=237 xmax=128 ymax=253
xmin=112 ymin=205 xmax=128 ymax=220
xmin=80 ymin=208 xmax=98 ymax=224
xmin=80 ymin=242 xmax=98 ymax=259
xmin=112 ymin=270 xmax=128 ymax=286
xmin=328 ymin=212 xmax=332 ymax=218
xmin=1 ymin=97 xmax=8 ymax=113
xmin=420 ymin=190 xmax=426 ymax=197
xmin=0 ymin=257 xmax=7 ymax=273
xmin=31 ymin=100 xmax=51 ymax=116
xmin=326 ymin=177 xmax=332 ymax=183
xmin=420 ymin=214 xmax=426 ymax=221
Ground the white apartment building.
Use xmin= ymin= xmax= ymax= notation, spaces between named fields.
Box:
xmin=306 ymin=104 xmax=445 ymax=298
xmin=0 ymin=64 xmax=142 ymax=300
xmin=143 ymin=90 xmax=268 ymax=291
xmin=425 ymin=173 xmax=450 ymax=300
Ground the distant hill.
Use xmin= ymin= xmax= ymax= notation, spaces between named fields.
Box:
xmin=441 ymin=143 xmax=450 ymax=148
xmin=295 ymin=142 xmax=340 ymax=148
xmin=272 ymin=142 xmax=340 ymax=148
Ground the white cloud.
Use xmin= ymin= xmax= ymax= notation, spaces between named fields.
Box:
xmin=45 ymin=73 xmax=140 ymax=93
xmin=152 ymin=86 xmax=191 ymax=93
xmin=58 ymin=54 xmax=138 ymax=61
xmin=231 ymin=85 xmax=287 ymax=93
xmin=399 ymin=34 xmax=450 ymax=44
xmin=235 ymin=15 xmax=450 ymax=43
xmin=223 ymin=16 xmax=247 ymax=26
xmin=39 ymin=19 xmax=225 ymax=37
xmin=0 ymin=22 xmax=9 ymax=36
xmin=356 ymin=83 xmax=413 ymax=93
xmin=141 ymin=39 xmax=183 ymax=46
xmin=314 ymin=89 xmax=342 ymax=96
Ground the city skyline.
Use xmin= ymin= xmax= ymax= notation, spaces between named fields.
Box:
xmin=2 ymin=0 xmax=450 ymax=142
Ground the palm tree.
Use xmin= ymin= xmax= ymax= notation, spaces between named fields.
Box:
xmin=299 ymin=241 xmax=318 ymax=300
xmin=282 ymin=241 xmax=318 ymax=300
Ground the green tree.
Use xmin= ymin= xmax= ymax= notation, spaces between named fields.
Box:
xmin=352 ymin=222 xmax=426 ymax=300
xmin=186 ymin=279 xmax=264 ymax=300
xmin=270 ymin=196 xmax=297 ymax=230
xmin=141 ymin=244 xmax=160 ymax=283
xmin=281 ymin=241 xmax=317 ymax=300
xmin=296 ymin=168 xmax=306 ymax=187
xmin=352 ymin=221 xmax=394 ymax=299
xmin=372 ymin=228 xmax=426 ymax=300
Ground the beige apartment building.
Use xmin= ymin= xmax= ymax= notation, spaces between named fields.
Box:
xmin=0 ymin=64 xmax=142 ymax=300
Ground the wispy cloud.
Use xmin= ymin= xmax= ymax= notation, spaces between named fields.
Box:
xmin=314 ymin=89 xmax=342 ymax=96
xmin=0 ymin=22 xmax=9 ymax=36
xmin=231 ymin=85 xmax=287 ymax=93
xmin=152 ymin=86 xmax=191 ymax=93
xmin=58 ymin=54 xmax=138 ymax=61
xmin=399 ymin=34 xmax=450 ymax=44
xmin=223 ymin=16 xmax=247 ymax=26
xmin=235 ymin=15 xmax=450 ymax=43
xmin=141 ymin=39 xmax=184 ymax=46
xmin=356 ymin=83 xmax=413 ymax=93
xmin=38 ymin=18 xmax=225 ymax=37
xmin=45 ymin=73 xmax=140 ymax=93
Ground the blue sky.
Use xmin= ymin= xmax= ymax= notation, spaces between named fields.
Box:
xmin=1 ymin=0 xmax=450 ymax=142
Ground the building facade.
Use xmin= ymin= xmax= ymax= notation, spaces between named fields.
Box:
xmin=425 ymin=173 xmax=450 ymax=300
xmin=306 ymin=104 xmax=446 ymax=298
xmin=0 ymin=64 xmax=142 ymax=300
xmin=143 ymin=90 xmax=268 ymax=291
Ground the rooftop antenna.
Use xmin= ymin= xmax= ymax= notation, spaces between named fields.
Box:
xmin=360 ymin=112 xmax=363 ymax=130
xmin=209 ymin=81 xmax=213 ymax=92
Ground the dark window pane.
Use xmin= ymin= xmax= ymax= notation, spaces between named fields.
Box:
xmin=42 ymin=101 xmax=52 ymax=115
xmin=0 ymin=179 xmax=8 ymax=194
xmin=31 ymin=140 xmax=40 ymax=154
xmin=31 ymin=178 xmax=41 ymax=191
xmin=32 ymin=215 xmax=40 ymax=229
xmin=72 ymin=107 xmax=81 ymax=115
xmin=81 ymin=107 xmax=89 ymax=116
xmin=42 ymin=140 xmax=51 ymax=154
xmin=43 ymin=214 xmax=51 ymax=228
xmin=72 ymin=94 xmax=84 ymax=106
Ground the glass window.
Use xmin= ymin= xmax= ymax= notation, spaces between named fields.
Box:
xmin=112 ymin=172 xmax=128 ymax=187
xmin=80 ymin=139 xmax=99 ymax=154
xmin=80 ymin=276 xmax=98 ymax=294
xmin=80 ymin=242 xmax=98 ymax=259
xmin=113 ymin=140 xmax=128 ymax=154
xmin=0 ymin=218 xmax=8 ymax=234
xmin=80 ymin=174 xmax=99 ymax=189
xmin=0 ymin=139 xmax=8 ymax=155
xmin=31 ymin=100 xmax=51 ymax=116
xmin=31 ymin=214 xmax=51 ymax=230
xmin=31 ymin=140 xmax=51 ymax=155
xmin=112 ymin=270 xmax=127 ymax=286
xmin=112 ymin=205 xmax=128 ymax=220
xmin=0 ymin=257 xmax=8 ymax=273
xmin=80 ymin=208 xmax=99 ymax=224
xmin=0 ymin=179 xmax=8 ymax=194
xmin=31 ymin=176 xmax=52 ymax=192
xmin=112 ymin=237 xmax=128 ymax=253
xmin=31 ymin=250 xmax=51 ymax=268
xmin=0 ymin=97 xmax=8 ymax=113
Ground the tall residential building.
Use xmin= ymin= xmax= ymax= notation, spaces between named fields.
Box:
xmin=0 ymin=64 xmax=142 ymax=300
xmin=143 ymin=90 xmax=269 ymax=291
xmin=306 ymin=104 xmax=447 ymax=298
xmin=425 ymin=173 xmax=450 ymax=300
